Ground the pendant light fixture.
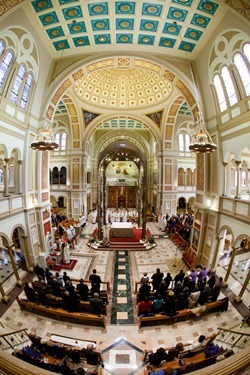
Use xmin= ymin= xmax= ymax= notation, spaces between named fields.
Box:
xmin=31 ymin=21 xmax=75 ymax=151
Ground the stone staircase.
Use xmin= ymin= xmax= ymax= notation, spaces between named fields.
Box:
xmin=96 ymin=240 xmax=156 ymax=251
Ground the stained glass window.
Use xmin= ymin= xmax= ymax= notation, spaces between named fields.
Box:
xmin=9 ymin=64 xmax=26 ymax=104
xmin=221 ymin=66 xmax=238 ymax=106
xmin=185 ymin=134 xmax=190 ymax=151
xmin=20 ymin=73 xmax=33 ymax=109
xmin=178 ymin=133 xmax=184 ymax=151
xmin=55 ymin=133 xmax=60 ymax=150
xmin=0 ymin=51 xmax=14 ymax=89
xmin=61 ymin=132 xmax=66 ymax=150
xmin=234 ymin=53 xmax=250 ymax=96
xmin=0 ymin=41 xmax=4 ymax=55
xmin=213 ymin=74 xmax=227 ymax=112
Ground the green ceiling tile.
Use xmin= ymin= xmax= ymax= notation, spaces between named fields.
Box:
xmin=138 ymin=34 xmax=155 ymax=45
xmin=62 ymin=6 xmax=82 ymax=20
xmin=191 ymin=13 xmax=211 ymax=28
xmin=94 ymin=34 xmax=110 ymax=44
xmin=88 ymin=2 xmax=108 ymax=16
xmin=116 ymin=34 xmax=133 ymax=43
xmin=32 ymin=0 xmax=53 ymax=13
xmin=184 ymin=27 xmax=203 ymax=41
xmin=39 ymin=12 xmax=59 ymax=26
xmin=172 ymin=0 xmax=193 ymax=6
xmin=53 ymin=39 xmax=70 ymax=51
xmin=46 ymin=26 xmax=64 ymax=39
xmin=140 ymin=19 xmax=158 ymax=32
xmin=116 ymin=18 xmax=134 ymax=30
xmin=198 ymin=0 xmax=219 ymax=15
xmin=179 ymin=40 xmax=196 ymax=52
xmin=167 ymin=7 xmax=188 ymax=22
xmin=115 ymin=2 xmax=135 ymax=14
xmin=163 ymin=22 xmax=182 ymax=35
xmin=58 ymin=0 xmax=79 ymax=4
xmin=68 ymin=21 xmax=86 ymax=34
xmin=91 ymin=19 xmax=110 ymax=31
xmin=142 ymin=3 xmax=162 ymax=17
xmin=73 ymin=36 xmax=90 ymax=47
xmin=159 ymin=37 xmax=176 ymax=48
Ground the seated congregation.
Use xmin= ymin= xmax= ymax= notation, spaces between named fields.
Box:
xmin=144 ymin=334 xmax=234 ymax=375
xmin=136 ymin=267 xmax=227 ymax=327
xmin=12 ymin=331 xmax=104 ymax=375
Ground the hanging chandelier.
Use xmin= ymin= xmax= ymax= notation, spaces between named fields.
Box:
xmin=189 ymin=111 xmax=217 ymax=153
xmin=30 ymin=118 xmax=58 ymax=151
xmin=174 ymin=22 xmax=217 ymax=154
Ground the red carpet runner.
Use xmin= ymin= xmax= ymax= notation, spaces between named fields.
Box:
xmin=53 ymin=259 xmax=77 ymax=272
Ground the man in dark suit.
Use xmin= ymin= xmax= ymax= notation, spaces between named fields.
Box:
xmin=76 ymin=278 xmax=89 ymax=301
xmin=89 ymin=269 xmax=101 ymax=295
xmin=89 ymin=293 xmax=104 ymax=316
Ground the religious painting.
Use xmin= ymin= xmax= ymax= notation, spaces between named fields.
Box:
xmin=147 ymin=111 xmax=162 ymax=126
xmin=192 ymin=227 xmax=200 ymax=249
xmin=84 ymin=111 xmax=98 ymax=126
xmin=106 ymin=161 xmax=139 ymax=179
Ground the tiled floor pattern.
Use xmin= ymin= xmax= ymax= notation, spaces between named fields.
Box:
xmin=1 ymin=222 xmax=249 ymax=375
xmin=110 ymin=251 xmax=134 ymax=325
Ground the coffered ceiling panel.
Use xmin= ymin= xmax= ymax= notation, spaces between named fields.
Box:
xmin=28 ymin=0 xmax=222 ymax=57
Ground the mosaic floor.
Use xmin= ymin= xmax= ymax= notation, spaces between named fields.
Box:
xmin=1 ymin=222 xmax=249 ymax=375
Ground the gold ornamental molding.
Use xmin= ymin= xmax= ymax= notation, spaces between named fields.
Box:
xmin=0 ymin=0 xmax=24 ymax=17
xmin=224 ymin=0 xmax=250 ymax=20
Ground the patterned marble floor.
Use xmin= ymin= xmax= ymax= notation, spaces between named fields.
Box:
xmin=1 ymin=222 xmax=248 ymax=375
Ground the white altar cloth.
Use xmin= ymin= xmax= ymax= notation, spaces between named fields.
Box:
xmin=111 ymin=222 xmax=132 ymax=229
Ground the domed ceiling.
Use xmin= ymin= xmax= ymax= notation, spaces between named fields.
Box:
xmin=74 ymin=67 xmax=172 ymax=109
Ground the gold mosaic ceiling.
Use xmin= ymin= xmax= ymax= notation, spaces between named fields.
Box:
xmin=74 ymin=67 xmax=172 ymax=109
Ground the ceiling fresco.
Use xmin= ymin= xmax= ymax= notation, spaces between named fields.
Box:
xmin=27 ymin=0 xmax=221 ymax=57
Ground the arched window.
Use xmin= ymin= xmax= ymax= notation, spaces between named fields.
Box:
xmin=221 ymin=66 xmax=238 ymax=106
xmin=241 ymin=170 xmax=247 ymax=187
xmin=61 ymin=132 xmax=67 ymax=150
xmin=213 ymin=74 xmax=227 ymax=111
xmin=0 ymin=51 xmax=14 ymax=89
xmin=9 ymin=64 xmax=26 ymax=104
xmin=243 ymin=43 xmax=250 ymax=62
xmin=52 ymin=167 xmax=58 ymax=184
xmin=55 ymin=133 xmax=60 ymax=150
xmin=0 ymin=41 xmax=4 ymax=55
xmin=20 ymin=73 xmax=33 ymax=109
xmin=60 ymin=167 xmax=67 ymax=184
xmin=178 ymin=133 xmax=184 ymax=152
xmin=234 ymin=53 xmax=250 ymax=96
xmin=185 ymin=134 xmax=190 ymax=151
xmin=54 ymin=132 xmax=67 ymax=151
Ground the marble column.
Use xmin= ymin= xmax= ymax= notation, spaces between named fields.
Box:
xmin=21 ymin=235 xmax=33 ymax=272
xmin=234 ymin=268 xmax=250 ymax=304
xmin=0 ymin=283 xmax=10 ymax=304
xmin=3 ymin=158 xmax=10 ymax=197
xmin=224 ymin=246 xmax=237 ymax=285
xmin=234 ymin=160 xmax=241 ymax=199
xmin=222 ymin=162 xmax=228 ymax=196
xmin=7 ymin=245 xmax=23 ymax=287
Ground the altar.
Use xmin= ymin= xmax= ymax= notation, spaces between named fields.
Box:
xmin=110 ymin=222 xmax=133 ymax=238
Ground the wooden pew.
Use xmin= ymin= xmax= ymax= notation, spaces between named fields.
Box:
xmin=144 ymin=347 xmax=226 ymax=374
xmin=17 ymin=297 xmax=107 ymax=329
xmin=138 ymin=299 xmax=225 ymax=328
xmin=50 ymin=295 xmax=108 ymax=316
